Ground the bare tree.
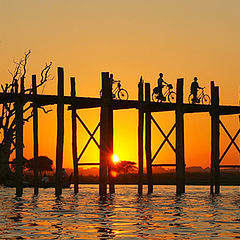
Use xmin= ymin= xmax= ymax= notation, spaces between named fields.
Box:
xmin=0 ymin=50 xmax=52 ymax=183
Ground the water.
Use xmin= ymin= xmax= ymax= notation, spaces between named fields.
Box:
xmin=0 ymin=185 xmax=239 ymax=239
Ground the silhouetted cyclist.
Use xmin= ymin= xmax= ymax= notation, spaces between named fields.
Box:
xmin=157 ymin=73 xmax=167 ymax=100
xmin=190 ymin=77 xmax=203 ymax=103
xmin=110 ymin=73 xmax=118 ymax=84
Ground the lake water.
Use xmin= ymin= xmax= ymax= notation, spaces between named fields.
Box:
xmin=0 ymin=185 xmax=239 ymax=239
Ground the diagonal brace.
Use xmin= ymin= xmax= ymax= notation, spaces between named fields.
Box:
xmin=76 ymin=114 xmax=100 ymax=150
xmin=220 ymin=120 xmax=240 ymax=153
xmin=151 ymin=116 xmax=176 ymax=152
xmin=151 ymin=116 xmax=176 ymax=163
xmin=77 ymin=122 xmax=100 ymax=162
xmin=219 ymin=120 xmax=240 ymax=163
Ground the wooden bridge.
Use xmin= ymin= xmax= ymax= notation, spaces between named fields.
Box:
xmin=1 ymin=67 xmax=239 ymax=197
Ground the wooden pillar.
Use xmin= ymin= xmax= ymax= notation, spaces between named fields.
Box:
xmin=210 ymin=81 xmax=220 ymax=194
xmin=15 ymin=78 xmax=24 ymax=197
xmin=145 ymin=82 xmax=153 ymax=194
xmin=71 ymin=77 xmax=78 ymax=194
xmin=32 ymin=75 xmax=39 ymax=196
xmin=55 ymin=67 xmax=64 ymax=196
xmin=176 ymin=78 xmax=185 ymax=194
xmin=138 ymin=77 xmax=144 ymax=194
xmin=108 ymin=103 xmax=114 ymax=194
xmin=99 ymin=72 xmax=112 ymax=195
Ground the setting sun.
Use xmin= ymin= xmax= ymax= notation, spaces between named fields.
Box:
xmin=112 ymin=154 xmax=120 ymax=164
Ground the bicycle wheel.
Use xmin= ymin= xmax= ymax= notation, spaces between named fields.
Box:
xmin=188 ymin=94 xmax=194 ymax=104
xmin=202 ymin=94 xmax=210 ymax=105
xmin=168 ymin=92 xmax=176 ymax=103
xmin=118 ymin=88 xmax=129 ymax=100
xmin=152 ymin=92 xmax=160 ymax=102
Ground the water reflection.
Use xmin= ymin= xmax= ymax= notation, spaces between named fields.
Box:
xmin=0 ymin=185 xmax=239 ymax=239
xmin=135 ymin=195 xmax=153 ymax=238
xmin=5 ymin=197 xmax=25 ymax=239
xmin=51 ymin=196 xmax=64 ymax=237
xmin=10 ymin=197 xmax=24 ymax=222
xmin=97 ymin=194 xmax=116 ymax=239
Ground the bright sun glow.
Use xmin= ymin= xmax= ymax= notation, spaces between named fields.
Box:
xmin=112 ymin=154 xmax=120 ymax=163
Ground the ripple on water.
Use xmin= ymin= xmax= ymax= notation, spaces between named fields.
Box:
xmin=0 ymin=185 xmax=239 ymax=239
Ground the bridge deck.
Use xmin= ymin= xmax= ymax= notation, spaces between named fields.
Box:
xmin=0 ymin=93 xmax=239 ymax=115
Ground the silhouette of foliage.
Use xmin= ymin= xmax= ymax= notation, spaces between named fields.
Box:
xmin=11 ymin=157 xmax=28 ymax=171
xmin=113 ymin=161 xmax=137 ymax=174
xmin=25 ymin=156 xmax=53 ymax=172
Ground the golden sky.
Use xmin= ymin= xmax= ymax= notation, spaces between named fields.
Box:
xmin=0 ymin=0 xmax=240 ymax=168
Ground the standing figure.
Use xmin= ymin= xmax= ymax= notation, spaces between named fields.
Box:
xmin=190 ymin=77 xmax=203 ymax=103
xmin=41 ymin=174 xmax=49 ymax=184
xmin=157 ymin=73 xmax=167 ymax=100
xmin=109 ymin=74 xmax=118 ymax=84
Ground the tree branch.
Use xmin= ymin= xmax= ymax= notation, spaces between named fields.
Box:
xmin=39 ymin=106 xmax=52 ymax=114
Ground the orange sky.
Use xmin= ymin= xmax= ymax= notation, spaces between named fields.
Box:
xmin=0 ymin=0 xmax=240 ymax=168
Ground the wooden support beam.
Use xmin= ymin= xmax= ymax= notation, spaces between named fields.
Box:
xmin=71 ymin=77 xmax=78 ymax=194
xmin=219 ymin=120 xmax=240 ymax=163
xmin=219 ymin=128 xmax=240 ymax=163
xmin=151 ymin=119 xmax=176 ymax=162
xmin=15 ymin=80 xmax=24 ymax=197
xmin=77 ymin=122 xmax=100 ymax=161
xmin=78 ymin=163 xmax=100 ymax=166
xmin=108 ymin=99 xmax=114 ymax=194
xmin=138 ymin=77 xmax=144 ymax=194
xmin=32 ymin=75 xmax=39 ymax=196
xmin=210 ymin=82 xmax=220 ymax=194
xmin=152 ymin=164 xmax=176 ymax=167
xmin=210 ymin=82 xmax=215 ymax=194
xmin=175 ymin=78 xmax=185 ymax=194
xmin=220 ymin=120 xmax=240 ymax=153
xmin=220 ymin=165 xmax=240 ymax=168
xmin=99 ymin=72 xmax=113 ymax=195
xmin=214 ymin=86 xmax=220 ymax=194
xmin=55 ymin=67 xmax=64 ymax=196
xmin=145 ymin=83 xmax=153 ymax=194
xmin=144 ymin=102 xmax=177 ymax=112
xmin=76 ymin=115 xmax=100 ymax=149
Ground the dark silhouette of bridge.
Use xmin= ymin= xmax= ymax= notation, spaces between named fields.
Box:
xmin=1 ymin=67 xmax=239 ymax=197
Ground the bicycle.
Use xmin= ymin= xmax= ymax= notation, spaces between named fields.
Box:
xmin=100 ymin=80 xmax=129 ymax=100
xmin=188 ymin=87 xmax=210 ymax=104
xmin=152 ymin=84 xmax=176 ymax=103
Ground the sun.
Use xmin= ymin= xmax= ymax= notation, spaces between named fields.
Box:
xmin=112 ymin=154 xmax=120 ymax=164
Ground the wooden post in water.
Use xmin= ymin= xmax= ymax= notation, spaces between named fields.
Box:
xmin=175 ymin=78 xmax=185 ymax=194
xmin=210 ymin=81 xmax=220 ymax=194
xmin=15 ymin=77 xmax=24 ymax=197
xmin=214 ymin=86 xmax=220 ymax=194
xmin=138 ymin=77 xmax=144 ymax=194
xmin=145 ymin=82 xmax=153 ymax=194
xmin=99 ymin=72 xmax=112 ymax=195
xmin=71 ymin=77 xmax=78 ymax=194
xmin=55 ymin=67 xmax=64 ymax=196
xmin=210 ymin=81 xmax=215 ymax=194
xmin=32 ymin=75 xmax=39 ymax=196
xmin=108 ymin=98 xmax=114 ymax=194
